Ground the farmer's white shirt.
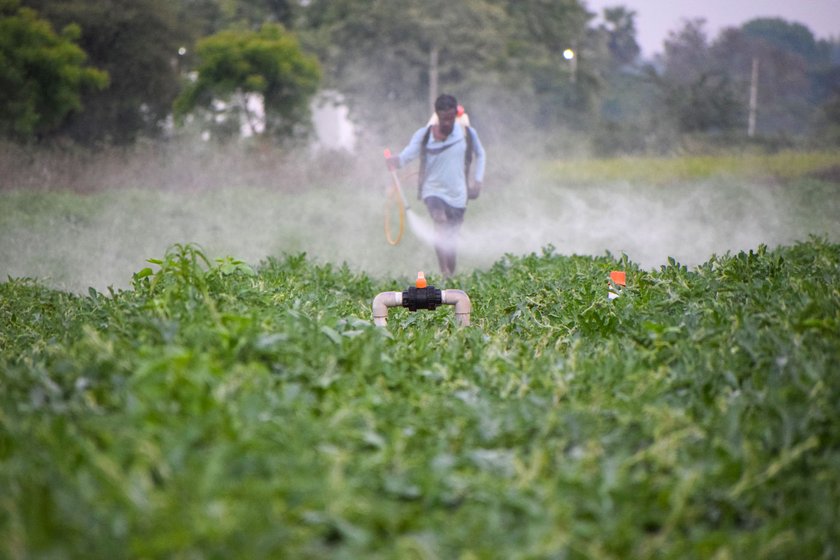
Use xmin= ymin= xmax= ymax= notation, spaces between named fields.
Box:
xmin=396 ymin=122 xmax=485 ymax=209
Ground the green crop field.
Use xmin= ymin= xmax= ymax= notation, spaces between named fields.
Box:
xmin=2 ymin=240 xmax=839 ymax=559
xmin=1 ymin=151 xmax=840 ymax=558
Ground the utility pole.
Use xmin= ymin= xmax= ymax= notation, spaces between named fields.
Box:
xmin=748 ymin=57 xmax=759 ymax=138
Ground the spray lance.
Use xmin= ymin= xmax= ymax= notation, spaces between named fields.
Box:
xmin=383 ymin=148 xmax=410 ymax=246
xmin=372 ymin=272 xmax=471 ymax=327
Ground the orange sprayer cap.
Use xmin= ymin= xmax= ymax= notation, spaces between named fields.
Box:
xmin=610 ymin=271 xmax=626 ymax=286
xmin=383 ymin=148 xmax=392 ymax=159
xmin=416 ymin=271 xmax=427 ymax=288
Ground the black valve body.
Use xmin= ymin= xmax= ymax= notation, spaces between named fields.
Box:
xmin=402 ymin=285 xmax=442 ymax=312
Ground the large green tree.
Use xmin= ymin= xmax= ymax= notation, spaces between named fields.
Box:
xmin=591 ymin=6 xmax=658 ymax=155
xmin=0 ymin=0 xmax=107 ymax=141
xmin=735 ymin=18 xmax=840 ymax=137
xmin=712 ymin=25 xmax=811 ymax=136
xmin=600 ymin=6 xmax=640 ymax=66
xmin=651 ymin=16 xmax=835 ymax=142
xmin=22 ymin=0 xmax=185 ymax=144
xmin=174 ymin=23 xmax=320 ymax=140
xmin=656 ymin=19 xmax=744 ymax=135
xmin=741 ymin=18 xmax=821 ymax=64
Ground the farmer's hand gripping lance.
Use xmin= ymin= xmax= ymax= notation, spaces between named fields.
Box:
xmin=383 ymin=148 xmax=409 ymax=245
xmin=372 ymin=272 xmax=471 ymax=327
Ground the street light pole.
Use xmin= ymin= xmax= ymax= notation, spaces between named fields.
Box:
xmin=563 ymin=48 xmax=576 ymax=83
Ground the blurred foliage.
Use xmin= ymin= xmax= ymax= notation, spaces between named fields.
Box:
xmin=657 ymin=19 xmax=745 ymax=135
xmin=21 ymin=0 xmax=184 ymax=145
xmin=648 ymin=17 xmax=839 ymax=145
xmin=295 ymin=0 xmax=517 ymax=138
xmin=600 ymin=6 xmax=640 ymax=66
xmin=174 ymin=23 xmax=321 ymax=142
xmin=0 ymin=0 xmax=108 ymax=141
xmin=813 ymin=91 xmax=840 ymax=145
xmin=6 ymin=0 xmax=840 ymax=152
xmin=1 ymin=238 xmax=839 ymax=557
xmin=742 ymin=18 xmax=823 ymax=64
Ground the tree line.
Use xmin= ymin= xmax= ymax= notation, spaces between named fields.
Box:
xmin=3 ymin=0 xmax=839 ymax=154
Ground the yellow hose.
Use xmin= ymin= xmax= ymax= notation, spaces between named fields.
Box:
xmin=383 ymin=149 xmax=410 ymax=246
xmin=384 ymin=183 xmax=405 ymax=245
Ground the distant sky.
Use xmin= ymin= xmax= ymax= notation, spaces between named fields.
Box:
xmin=584 ymin=0 xmax=840 ymax=57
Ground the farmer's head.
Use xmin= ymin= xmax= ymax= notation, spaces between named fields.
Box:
xmin=434 ymin=94 xmax=458 ymax=136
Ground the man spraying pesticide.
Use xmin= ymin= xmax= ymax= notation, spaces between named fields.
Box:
xmin=385 ymin=94 xmax=486 ymax=279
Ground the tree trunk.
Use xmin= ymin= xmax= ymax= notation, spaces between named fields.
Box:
xmin=429 ymin=45 xmax=439 ymax=111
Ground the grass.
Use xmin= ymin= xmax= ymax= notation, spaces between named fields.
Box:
xmin=540 ymin=150 xmax=840 ymax=185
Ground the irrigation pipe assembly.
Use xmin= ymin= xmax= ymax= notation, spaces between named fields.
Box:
xmin=372 ymin=272 xmax=471 ymax=327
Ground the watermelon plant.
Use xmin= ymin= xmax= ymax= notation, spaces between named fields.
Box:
xmin=1 ymin=238 xmax=838 ymax=559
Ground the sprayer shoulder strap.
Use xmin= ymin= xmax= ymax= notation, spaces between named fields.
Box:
xmin=418 ymin=125 xmax=474 ymax=199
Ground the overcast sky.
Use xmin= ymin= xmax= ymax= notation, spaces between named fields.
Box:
xmin=584 ymin=0 xmax=840 ymax=57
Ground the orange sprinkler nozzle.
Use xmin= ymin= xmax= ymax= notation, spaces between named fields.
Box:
xmin=415 ymin=271 xmax=427 ymax=288
xmin=384 ymin=148 xmax=392 ymax=159
xmin=610 ymin=271 xmax=626 ymax=286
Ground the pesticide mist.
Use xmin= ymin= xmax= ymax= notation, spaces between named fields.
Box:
xmin=460 ymin=177 xmax=805 ymax=271
xmin=1 ymin=141 xmax=838 ymax=293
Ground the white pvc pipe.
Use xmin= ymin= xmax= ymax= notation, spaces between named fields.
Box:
xmin=371 ymin=289 xmax=471 ymax=327
xmin=372 ymin=291 xmax=402 ymax=327
xmin=442 ymin=289 xmax=471 ymax=326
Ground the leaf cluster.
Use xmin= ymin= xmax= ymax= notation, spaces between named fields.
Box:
xmin=0 ymin=0 xmax=107 ymax=140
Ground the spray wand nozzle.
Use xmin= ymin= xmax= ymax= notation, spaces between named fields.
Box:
xmin=383 ymin=148 xmax=394 ymax=166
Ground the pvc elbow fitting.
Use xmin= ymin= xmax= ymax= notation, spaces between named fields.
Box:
xmin=442 ymin=289 xmax=471 ymax=327
xmin=372 ymin=291 xmax=402 ymax=327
